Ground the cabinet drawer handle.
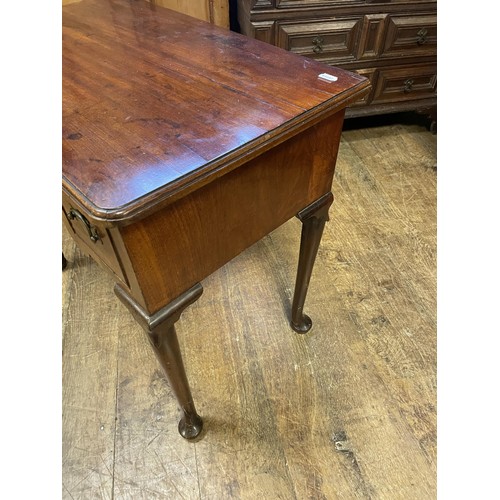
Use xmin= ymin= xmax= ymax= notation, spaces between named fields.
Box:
xmin=417 ymin=28 xmax=428 ymax=45
xmin=67 ymin=208 xmax=101 ymax=243
xmin=312 ymin=36 xmax=324 ymax=53
xmin=403 ymin=79 xmax=414 ymax=93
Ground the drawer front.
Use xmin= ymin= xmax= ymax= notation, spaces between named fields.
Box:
xmin=372 ymin=64 xmax=437 ymax=104
xmin=277 ymin=18 xmax=363 ymax=64
xmin=62 ymin=202 xmax=129 ymax=285
xmin=382 ymin=14 xmax=437 ymax=58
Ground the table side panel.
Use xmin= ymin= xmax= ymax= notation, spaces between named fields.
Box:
xmin=120 ymin=112 xmax=344 ymax=314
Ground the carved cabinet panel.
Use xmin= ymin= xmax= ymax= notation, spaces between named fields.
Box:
xmin=382 ymin=14 xmax=437 ymax=58
xmin=277 ymin=18 xmax=363 ymax=63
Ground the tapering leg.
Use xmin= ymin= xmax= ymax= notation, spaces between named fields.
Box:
xmin=148 ymin=323 xmax=203 ymax=439
xmin=62 ymin=252 xmax=67 ymax=270
xmin=291 ymin=192 xmax=334 ymax=333
xmin=115 ymin=283 xmax=204 ymax=439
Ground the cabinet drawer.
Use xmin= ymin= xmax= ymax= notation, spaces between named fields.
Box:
xmin=62 ymin=202 xmax=128 ymax=285
xmin=373 ymin=64 xmax=436 ymax=104
xmin=277 ymin=18 xmax=362 ymax=64
xmin=382 ymin=14 xmax=437 ymax=58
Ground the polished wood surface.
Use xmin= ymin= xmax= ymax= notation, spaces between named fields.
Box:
xmin=63 ymin=0 xmax=368 ymax=222
xmin=63 ymin=116 xmax=437 ymax=498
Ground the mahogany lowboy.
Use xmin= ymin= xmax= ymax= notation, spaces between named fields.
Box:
xmin=62 ymin=0 xmax=370 ymax=439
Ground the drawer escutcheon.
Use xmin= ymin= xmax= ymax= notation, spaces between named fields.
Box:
xmin=312 ymin=36 xmax=324 ymax=53
xmin=403 ymin=78 xmax=414 ymax=93
xmin=417 ymin=28 xmax=428 ymax=45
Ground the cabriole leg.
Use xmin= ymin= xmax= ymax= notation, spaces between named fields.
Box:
xmin=290 ymin=192 xmax=334 ymax=334
xmin=115 ymin=283 xmax=204 ymax=439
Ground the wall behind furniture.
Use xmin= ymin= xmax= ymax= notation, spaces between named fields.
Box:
xmin=62 ymin=0 xmax=229 ymax=28
xmin=151 ymin=0 xmax=229 ymax=27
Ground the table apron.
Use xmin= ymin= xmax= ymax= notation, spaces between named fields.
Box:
xmin=112 ymin=111 xmax=345 ymax=314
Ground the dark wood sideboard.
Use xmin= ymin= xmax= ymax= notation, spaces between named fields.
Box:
xmin=236 ymin=0 xmax=437 ymax=120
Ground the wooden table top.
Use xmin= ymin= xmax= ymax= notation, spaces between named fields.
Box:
xmin=62 ymin=0 xmax=369 ymax=223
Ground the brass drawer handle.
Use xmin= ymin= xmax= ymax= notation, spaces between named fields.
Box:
xmin=403 ymin=79 xmax=414 ymax=93
xmin=312 ymin=36 xmax=324 ymax=54
xmin=67 ymin=208 xmax=101 ymax=243
xmin=417 ymin=28 xmax=428 ymax=45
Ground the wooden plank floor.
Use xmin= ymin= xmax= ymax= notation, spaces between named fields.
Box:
xmin=62 ymin=113 xmax=437 ymax=499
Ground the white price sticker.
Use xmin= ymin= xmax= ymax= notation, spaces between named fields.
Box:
xmin=318 ymin=73 xmax=338 ymax=82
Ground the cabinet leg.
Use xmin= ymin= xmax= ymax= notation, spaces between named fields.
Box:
xmin=62 ymin=252 xmax=67 ymax=270
xmin=115 ymin=283 xmax=204 ymax=439
xmin=290 ymin=192 xmax=333 ymax=333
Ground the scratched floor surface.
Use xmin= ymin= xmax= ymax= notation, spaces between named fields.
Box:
xmin=62 ymin=113 xmax=437 ymax=499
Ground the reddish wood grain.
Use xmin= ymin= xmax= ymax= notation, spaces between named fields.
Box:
xmin=62 ymin=0 xmax=369 ymax=222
